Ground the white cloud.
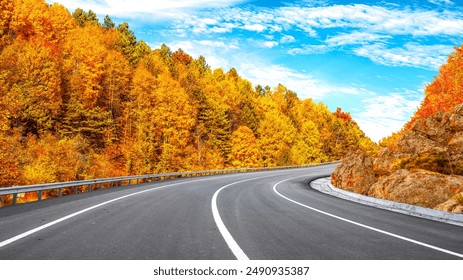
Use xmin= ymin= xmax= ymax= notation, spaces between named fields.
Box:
xmin=247 ymin=39 xmax=279 ymax=48
xmin=200 ymin=18 xmax=219 ymax=25
xmin=353 ymin=43 xmax=454 ymax=70
xmin=288 ymin=44 xmax=330 ymax=55
xmin=262 ymin=41 xmax=279 ymax=48
xmin=300 ymin=4 xmax=463 ymax=37
xmin=51 ymin=1 xmax=463 ymax=39
xmin=162 ymin=39 xmax=240 ymax=67
xmin=197 ymin=40 xmax=239 ymax=49
xmin=326 ymin=31 xmax=391 ymax=46
xmin=237 ymin=63 xmax=370 ymax=100
xmin=156 ymin=3 xmax=463 ymax=68
xmin=428 ymin=0 xmax=453 ymax=5
xmin=354 ymin=92 xmax=422 ymax=142
xmin=170 ymin=3 xmax=463 ymax=40
xmin=243 ymin=23 xmax=266 ymax=32
xmin=51 ymin=0 xmax=246 ymax=15
xmin=280 ymin=35 xmax=296 ymax=43
xmin=264 ymin=34 xmax=274 ymax=40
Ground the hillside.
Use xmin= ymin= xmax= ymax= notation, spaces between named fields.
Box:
xmin=0 ymin=0 xmax=375 ymax=190
xmin=332 ymin=45 xmax=463 ymax=214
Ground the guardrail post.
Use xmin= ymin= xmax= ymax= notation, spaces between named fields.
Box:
xmin=99 ymin=182 xmax=103 ymax=190
xmin=38 ymin=190 xmax=42 ymax=201
xmin=12 ymin=193 xmax=17 ymax=205
xmin=74 ymin=186 xmax=78 ymax=195
xmin=58 ymin=188 xmax=62 ymax=197
xmin=88 ymin=184 xmax=92 ymax=192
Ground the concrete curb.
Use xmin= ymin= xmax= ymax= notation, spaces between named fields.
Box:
xmin=310 ymin=177 xmax=463 ymax=227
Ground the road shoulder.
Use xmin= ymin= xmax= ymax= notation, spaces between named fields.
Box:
xmin=310 ymin=177 xmax=463 ymax=227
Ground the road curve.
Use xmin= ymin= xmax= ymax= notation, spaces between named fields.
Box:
xmin=0 ymin=164 xmax=461 ymax=260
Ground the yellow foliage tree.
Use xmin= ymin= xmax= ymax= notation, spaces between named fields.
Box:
xmin=100 ymin=50 xmax=132 ymax=141
xmin=128 ymin=53 xmax=197 ymax=174
xmin=289 ymin=120 xmax=326 ymax=165
xmin=229 ymin=126 xmax=262 ymax=168
xmin=0 ymin=0 xmax=14 ymax=49
xmin=0 ymin=130 xmax=24 ymax=187
xmin=63 ymin=25 xmax=107 ymax=108
xmin=258 ymin=110 xmax=296 ymax=166
xmin=22 ymin=134 xmax=84 ymax=184
xmin=408 ymin=45 xmax=463 ymax=127
xmin=0 ymin=37 xmax=62 ymax=134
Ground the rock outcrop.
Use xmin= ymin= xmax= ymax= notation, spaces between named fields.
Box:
xmin=331 ymin=104 xmax=463 ymax=213
xmin=368 ymin=169 xmax=460 ymax=208
xmin=331 ymin=150 xmax=376 ymax=195
xmin=435 ymin=192 xmax=463 ymax=214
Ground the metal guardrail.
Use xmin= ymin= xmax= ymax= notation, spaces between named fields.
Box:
xmin=0 ymin=162 xmax=339 ymax=207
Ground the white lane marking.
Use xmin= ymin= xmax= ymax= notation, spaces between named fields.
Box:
xmin=212 ymin=173 xmax=303 ymax=260
xmin=273 ymin=176 xmax=463 ymax=259
xmin=0 ymin=176 xmax=224 ymax=249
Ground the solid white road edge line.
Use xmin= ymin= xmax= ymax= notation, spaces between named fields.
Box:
xmin=273 ymin=176 xmax=463 ymax=259
xmin=0 ymin=176 xmax=225 ymax=249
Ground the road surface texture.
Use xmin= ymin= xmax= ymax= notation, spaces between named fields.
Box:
xmin=0 ymin=164 xmax=461 ymax=260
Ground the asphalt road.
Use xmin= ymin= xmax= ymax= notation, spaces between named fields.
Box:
xmin=0 ymin=163 xmax=461 ymax=260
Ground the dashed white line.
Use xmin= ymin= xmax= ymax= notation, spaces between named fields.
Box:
xmin=273 ymin=176 xmax=463 ymax=259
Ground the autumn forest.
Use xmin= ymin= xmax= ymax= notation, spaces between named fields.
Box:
xmin=0 ymin=0 xmax=377 ymax=188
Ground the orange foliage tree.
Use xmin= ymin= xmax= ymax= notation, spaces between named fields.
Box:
xmin=408 ymin=45 xmax=463 ymax=127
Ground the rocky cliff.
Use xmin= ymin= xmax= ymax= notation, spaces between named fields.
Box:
xmin=331 ymin=104 xmax=463 ymax=214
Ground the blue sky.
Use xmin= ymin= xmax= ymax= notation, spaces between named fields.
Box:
xmin=49 ymin=0 xmax=463 ymax=142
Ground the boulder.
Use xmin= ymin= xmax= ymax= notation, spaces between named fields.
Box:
xmin=331 ymin=150 xmax=376 ymax=195
xmin=372 ymin=147 xmax=396 ymax=177
xmin=448 ymin=113 xmax=463 ymax=131
xmin=448 ymin=132 xmax=463 ymax=174
xmin=434 ymin=192 xmax=463 ymax=214
xmin=368 ymin=169 xmax=460 ymax=208
xmin=410 ymin=111 xmax=452 ymax=142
